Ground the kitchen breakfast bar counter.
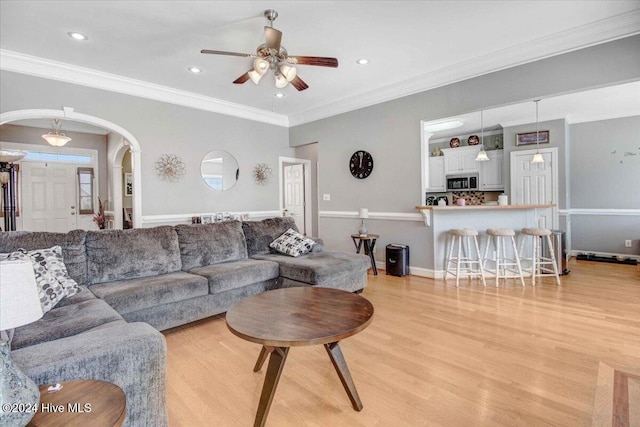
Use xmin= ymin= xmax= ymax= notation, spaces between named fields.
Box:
xmin=415 ymin=204 xmax=555 ymax=276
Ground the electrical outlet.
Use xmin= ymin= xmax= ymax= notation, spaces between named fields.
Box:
xmin=323 ymin=194 xmax=331 ymax=201
xmin=625 ymin=240 xmax=632 ymax=248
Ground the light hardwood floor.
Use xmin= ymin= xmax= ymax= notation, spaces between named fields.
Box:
xmin=163 ymin=259 xmax=640 ymax=426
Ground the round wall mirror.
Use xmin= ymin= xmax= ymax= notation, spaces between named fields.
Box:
xmin=200 ymin=150 xmax=239 ymax=191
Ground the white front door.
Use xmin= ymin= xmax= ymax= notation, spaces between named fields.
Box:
xmin=510 ymin=148 xmax=558 ymax=229
xmin=284 ymin=164 xmax=306 ymax=234
xmin=21 ymin=162 xmax=77 ymax=232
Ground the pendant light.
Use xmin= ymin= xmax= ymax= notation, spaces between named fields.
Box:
xmin=531 ymin=99 xmax=545 ymax=164
xmin=42 ymin=119 xmax=71 ymax=147
xmin=475 ymin=110 xmax=489 ymax=161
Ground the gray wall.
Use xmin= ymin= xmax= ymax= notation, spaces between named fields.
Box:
xmin=290 ymin=35 xmax=640 ymax=268
xmin=0 ymin=123 xmax=109 ymax=201
xmin=0 ymin=71 xmax=293 ymax=219
xmin=568 ymin=116 xmax=640 ymax=254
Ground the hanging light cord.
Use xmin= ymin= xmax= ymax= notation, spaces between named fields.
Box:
xmin=535 ymin=99 xmax=540 ymax=152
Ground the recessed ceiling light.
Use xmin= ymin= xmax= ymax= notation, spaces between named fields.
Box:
xmin=274 ymin=93 xmax=285 ymax=98
xmin=356 ymin=59 xmax=369 ymax=65
xmin=67 ymin=32 xmax=88 ymax=41
xmin=187 ymin=67 xmax=203 ymax=74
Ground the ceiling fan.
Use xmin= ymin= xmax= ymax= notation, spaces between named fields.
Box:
xmin=201 ymin=9 xmax=338 ymax=91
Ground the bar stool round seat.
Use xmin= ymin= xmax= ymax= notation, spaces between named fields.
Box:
xmin=519 ymin=227 xmax=561 ymax=286
xmin=483 ymin=228 xmax=525 ymax=287
xmin=444 ymin=228 xmax=486 ymax=287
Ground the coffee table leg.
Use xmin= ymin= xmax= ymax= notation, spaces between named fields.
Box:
xmin=254 ymin=346 xmax=289 ymax=427
xmin=324 ymin=342 xmax=363 ymax=411
xmin=253 ymin=346 xmax=274 ymax=372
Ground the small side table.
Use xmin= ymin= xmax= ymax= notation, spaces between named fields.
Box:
xmin=27 ymin=380 xmax=126 ymax=427
xmin=351 ymin=233 xmax=379 ymax=275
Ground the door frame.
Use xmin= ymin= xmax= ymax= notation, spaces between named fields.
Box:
xmin=510 ymin=147 xmax=559 ymax=228
xmin=279 ymin=156 xmax=312 ymax=235
xmin=1 ymin=107 xmax=143 ymax=228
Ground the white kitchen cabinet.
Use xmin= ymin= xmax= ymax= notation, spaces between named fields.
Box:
xmin=480 ymin=149 xmax=504 ymax=190
xmin=442 ymin=146 xmax=480 ymax=174
xmin=427 ymin=156 xmax=445 ymax=192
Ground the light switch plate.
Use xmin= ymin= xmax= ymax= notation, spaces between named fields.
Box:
xmin=323 ymin=194 xmax=331 ymax=201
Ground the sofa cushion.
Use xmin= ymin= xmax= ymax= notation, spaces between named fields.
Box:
xmin=175 ymin=221 xmax=248 ymax=270
xmin=89 ymin=271 xmax=208 ymax=315
xmin=11 ymin=298 xmax=123 ymax=350
xmin=188 ymin=259 xmax=279 ymax=294
xmin=2 ymin=246 xmax=81 ymax=314
xmin=85 ymin=226 xmax=182 ymax=284
xmin=269 ymin=228 xmax=316 ymax=257
xmin=242 ymin=217 xmax=298 ymax=257
xmin=252 ymin=251 xmax=370 ymax=287
xmin=0 ymin=229 xmax=88 ymax=285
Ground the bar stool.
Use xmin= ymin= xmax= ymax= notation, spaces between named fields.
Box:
xmin=482 ymin=228 xmax=525 ymax=287
xmin=444 ymin=228 xmax=486 ymax=287
xmin=519 ymin=228 xmax=561 ymax=286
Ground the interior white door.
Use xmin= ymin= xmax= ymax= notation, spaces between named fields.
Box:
xmin=21 ymin=162 xmax=77 ymax=232
xmin=284 ymin=164 xmax=306 ymax=234
xmin=510 ymin=148 xmax=558 ymax=229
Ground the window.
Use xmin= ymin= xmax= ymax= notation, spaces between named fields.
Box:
xmin=25 ymin=152 xmax=92 ymax=163
xmin=77 ymin=167 xmax=94 ymax=214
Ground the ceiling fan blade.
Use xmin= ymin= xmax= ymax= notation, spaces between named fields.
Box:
xmin=264 ymin=26 xmax=282 ymax=51
xmin=287 ymin=56 xmax=338 ymax=68
xmin=290 ymin=75 xmax=309 ymax=91
xmin=233 ymin=72 xmax=251 ymax=84
xmin=201 ymin=49 xmax=255 ymax=58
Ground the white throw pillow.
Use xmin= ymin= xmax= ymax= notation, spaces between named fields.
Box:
xmin=1 ymin=246 xmax=81 ymax=314
xmin=269 ymin=228 xmax=316 ymax=257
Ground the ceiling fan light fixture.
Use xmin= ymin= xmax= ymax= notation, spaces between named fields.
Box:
xmin=274 ymin=73 xmax=288 ymax=88
xmin=253 ymin=58 xmax=269 ymax=75
xmin=279 ymin=64 xmax=297 ymax=81
xmin=42 ymin=119 xmax=71 ymax=147
xmin=248 ymin=69 xmax=263 ymax=84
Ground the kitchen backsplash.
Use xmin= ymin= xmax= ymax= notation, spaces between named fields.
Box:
xmin=452 ymin=191 xmax=485 ymax=205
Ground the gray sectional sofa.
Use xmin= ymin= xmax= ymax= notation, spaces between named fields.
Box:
xmin=0 ymin=217 xmax=369 ymax=426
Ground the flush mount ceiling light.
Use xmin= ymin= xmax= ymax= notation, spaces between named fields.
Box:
xmin=42 ymin=119 xmax=71 ymax=147
xmin=423 ymin=119 xmax=464 ymax=133
xmin=67 ymin=32 xmax=88 ymax=41
xmin=531 ymin=100 xmax=545 ymax=164
xmin=475 ymin=110 xmax=490 ymax=162
xmin=274 ymin=92 xmax=285 ymax=98
xmin=187 ymin=66 xmax=202 ymax=73
xmin=356 ymin=58 xmax=369 ymax=65
xmin=201 ymin=9 xmax=338 ymax=91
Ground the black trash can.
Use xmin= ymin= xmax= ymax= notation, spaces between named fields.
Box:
xmin=386 ymin=244 xmax=410 ymax=277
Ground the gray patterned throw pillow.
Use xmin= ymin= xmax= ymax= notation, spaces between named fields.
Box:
xmin=269 ymin=228 xmax=316 ymax=257
xmin=0 ymin=245 xmax=81 ymax=314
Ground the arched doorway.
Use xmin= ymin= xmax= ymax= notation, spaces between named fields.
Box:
xmin=0 ymin=107 xmax=142 ymax=228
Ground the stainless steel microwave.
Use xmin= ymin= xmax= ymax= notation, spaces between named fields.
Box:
xmin=446 ymin=173 xmax=479 ymax=191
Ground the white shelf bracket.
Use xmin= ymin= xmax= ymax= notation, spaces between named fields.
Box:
xmin=419 ymin=209 xmax=431 ymax=227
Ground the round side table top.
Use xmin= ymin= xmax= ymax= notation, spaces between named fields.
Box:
xmin=226 ymin=287 xmax=374 ymax=347
xmin=351 ymin=233 xmax=379 ymax=240
xmin=27 ymin=379 xmax=125 ymax=427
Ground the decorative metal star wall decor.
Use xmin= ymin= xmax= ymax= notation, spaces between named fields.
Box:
xmin=253 ymin=163 xmax=272 ymax=185
xmin=155 ymin=154 xmax=186 ymax=182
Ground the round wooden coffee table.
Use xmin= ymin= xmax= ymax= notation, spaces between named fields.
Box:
xmin=226 ymin=286 xmax=374 ymax=427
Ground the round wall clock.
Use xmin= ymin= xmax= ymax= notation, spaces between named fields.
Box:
xmin=349 ymin=150 xmax=374 ymax=179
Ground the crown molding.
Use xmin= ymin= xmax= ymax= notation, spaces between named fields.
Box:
xmin=0 ymin=49 xmax=289 ymax=128
xmin=1 ymin=10 xmax=638 ymax=129
xmin=288 ymin=11 xmax=640 ymax=127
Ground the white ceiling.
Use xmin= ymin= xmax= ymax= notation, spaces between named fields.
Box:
xmin=1 ymin=1 xmax=639 ymax=126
